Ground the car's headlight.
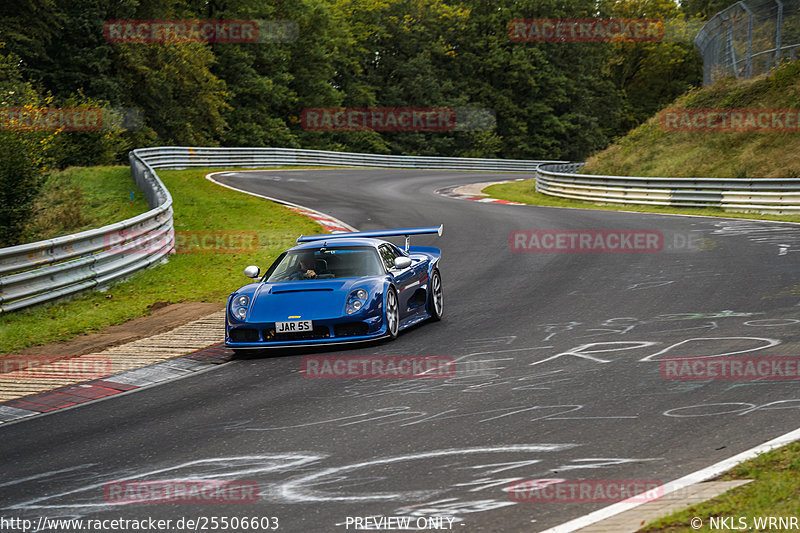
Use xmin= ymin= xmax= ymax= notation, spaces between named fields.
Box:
xmin=345 ymin=288 xmax=369 ymax=315
xmin=232 ymin=294 xmax=250 ymax=320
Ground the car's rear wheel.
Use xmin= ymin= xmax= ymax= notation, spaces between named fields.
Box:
xmin=427 ymin=269 xmax=443 ymax=321
xmin=385 ymin=287 xmax=399 ymax=338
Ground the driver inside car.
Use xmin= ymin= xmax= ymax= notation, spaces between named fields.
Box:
xmin=289 ymin=252 xmax=318 ymax=280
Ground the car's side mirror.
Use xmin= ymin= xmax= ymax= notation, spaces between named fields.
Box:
xmin=393 ymin=256 xmax=412 ymax=269
xmin=244 ymin=265 xmax=260 ymax=278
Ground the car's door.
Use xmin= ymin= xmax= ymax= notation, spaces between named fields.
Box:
xmin=378 ymin=244 xmax=421 ymax=317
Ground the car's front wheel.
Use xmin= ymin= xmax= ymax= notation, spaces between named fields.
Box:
xmin=385 ymin=287 xmax=400 ymax=338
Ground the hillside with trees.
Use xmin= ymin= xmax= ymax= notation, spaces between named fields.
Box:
xmin=1 ymin=0 xmax=722 ymax=245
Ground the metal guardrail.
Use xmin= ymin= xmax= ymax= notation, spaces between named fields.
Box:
xmin=0 ymin=152 xmax=174 ymax=313
xmin=133 ymin=146 xmax=560 ymax=172
xmin=4 ymin=144 xmax=796 ymax=313
xmin=0 ymin=146 xmax=554 ymax=313
xmin=536 ymin=163 xmax=800 ymax=214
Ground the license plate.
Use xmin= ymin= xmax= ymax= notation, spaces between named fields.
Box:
xmin=276 ymin=320 xmax=313 ymax=333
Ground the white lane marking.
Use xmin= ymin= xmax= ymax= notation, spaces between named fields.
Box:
xmin=538 ymin=426 xmax=800 ymax=533
xmin=0 ymin=465 xmax=94 ymax=489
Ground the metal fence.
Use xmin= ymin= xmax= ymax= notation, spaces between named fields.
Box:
xmin=536 ymin=163 xmax=800 ymax=213
xmin=134 ymin=146 xmax=560 ymax=172
xmin=0 ymin=152 xmax=174 ymax=313
xmin=0 ymin=147 xmax=554 ymax=313
xmin=5 ymin=145 xmax=799 ymax=313
xmin=695 ymin=0 xmax=800 ymax=85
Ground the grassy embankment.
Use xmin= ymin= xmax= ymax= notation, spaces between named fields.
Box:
xmin=486 ymin=60 xmax=800 ymax=222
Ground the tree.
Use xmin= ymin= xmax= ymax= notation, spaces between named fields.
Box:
xmin=3 ymin=0 xmax=127 ymax=106
xmin=116 ymin=41 xmax=229 ymax=146
xmin=0 ymin=48 xmax=58 ymax=245
xmin=603 ymin=0 xmax=703 ymax=130
xmin=681 ymin=0 xmax=734 ymax=20
xmin=449 ymin=0 xmax=624 ymax=160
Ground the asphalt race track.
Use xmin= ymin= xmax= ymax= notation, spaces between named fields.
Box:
xmin=2 ymin=168 xmax=800 ymax=532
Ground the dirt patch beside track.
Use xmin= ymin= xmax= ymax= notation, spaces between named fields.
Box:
xmin=8 ymin=302 xmax=224 ymax=358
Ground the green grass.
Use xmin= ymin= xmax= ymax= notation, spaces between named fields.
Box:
xmin=486 ymin=62 xmax=800 ymax=221
xmin=484 ymin=180 xmax=800 ymax=223
xmin=0 ymin=167 xmax=323 ymax=355
xmin=639 ymin=442 xmax=800 ymax=532
xmin=583 ymin=61 xmax=800 ymax=179
xmin=22 ymin=166 xmax=150 ymax=242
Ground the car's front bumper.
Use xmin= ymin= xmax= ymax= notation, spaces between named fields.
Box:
xmin=225 ymin=315 xmax=387 ymax=349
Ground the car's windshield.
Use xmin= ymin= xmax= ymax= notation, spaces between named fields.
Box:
xmin=264 ymin=246 xmax=384 ymax=282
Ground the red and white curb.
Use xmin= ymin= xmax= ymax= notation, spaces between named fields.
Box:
xmin=0 ymin=344 xmax=231 ymax=425
xmin=435 ymin=178 xmax=531 ymax=205
xmin=0 ymin=172 xmax=356 ymax=427
xmin=287 ymin=207 xmax=352 ymax=233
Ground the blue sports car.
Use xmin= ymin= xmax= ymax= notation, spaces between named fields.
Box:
xmin=225 ymin=226 xmax=443 ymax=350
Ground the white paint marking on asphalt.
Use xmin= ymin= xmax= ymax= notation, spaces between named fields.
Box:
xmin=538 ymin=426 xmax=800 ymax=533
xmin=277 ymin=444 xmax=578 ymax=503
xmin=0 ymin=464 xmax=94 ymax=489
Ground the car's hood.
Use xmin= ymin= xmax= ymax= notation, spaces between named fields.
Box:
xmin=248 ymin=278 xmax=365 ymax=322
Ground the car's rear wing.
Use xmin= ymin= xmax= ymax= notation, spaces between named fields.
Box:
xmin=297 ymin=225 xmax=443 ymax=251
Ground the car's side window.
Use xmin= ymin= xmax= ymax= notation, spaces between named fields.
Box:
xmin=378 ymin=244 xmax=396 ymax=270
xmin=389 ymin=243 xmax=413 ymax=269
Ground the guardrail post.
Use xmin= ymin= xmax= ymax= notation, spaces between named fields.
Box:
xmin=775 ymin=0 xmax=783 ymax=68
